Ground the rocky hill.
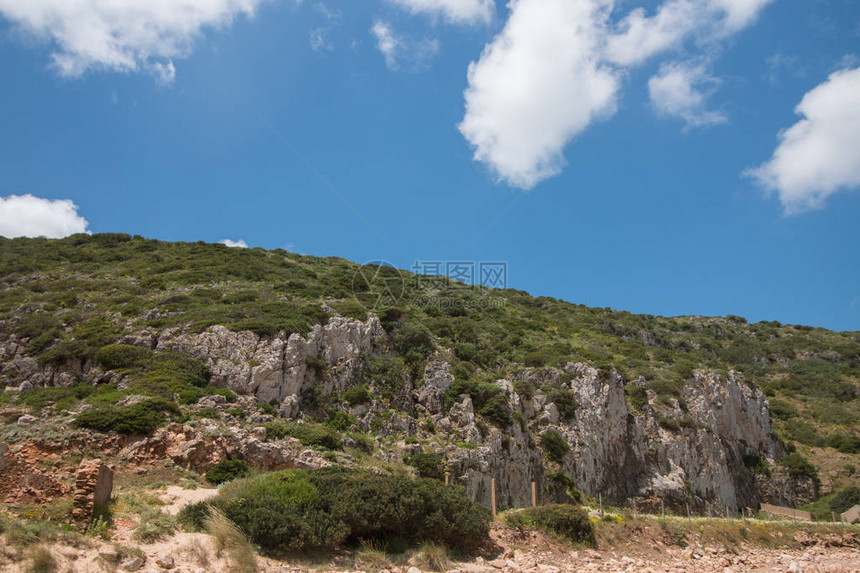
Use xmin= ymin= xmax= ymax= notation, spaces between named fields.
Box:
xmin=1 ymin=234 xmax=858 ymax=517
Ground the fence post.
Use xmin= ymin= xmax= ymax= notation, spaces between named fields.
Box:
xmin=599 ymin=493 xmax=603 ymax=519
xmin=661 ymin=498 xmax=665 ymax=522
xmin=633 ymin=498 xmax=637 ymax=520
xmin=491 ymin=478 xmax=497 ymax=517
xmin=725 ymin=506 xmax=729 ymax=522
xmin=445 ymin=472 xmax=450 ymax=486
xmin=686 ymin=503 xmax=691 ymax=523
xmin=531 ymin=481 xmax=537 ymax=508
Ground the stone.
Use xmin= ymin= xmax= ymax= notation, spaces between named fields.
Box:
xmin=156 ymin=555 xmax=175 ymax=568
xmin=122 ymin=556 xmax=146 ymax=571
xmin=407 ymin=567 xmax=423 ymax=573
xmin=17 ymin=414 xmax=37 ymax=426
xmin=99 ymin=548 xmax=120 ymax=562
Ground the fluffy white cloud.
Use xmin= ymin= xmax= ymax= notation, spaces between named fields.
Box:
xmin=746 ymin=66 xmax=860 ymax=214
xmin=648 ymin=62 xmax=726 ymax=128
xmin=458 ymin=0 xmax=619 ymax=189
xmin=460 ymin=0 xmax=772 ymax=189
xmin=371 ymin=20 xmax=438 ymax=71
xmin=219 ymin=238 xmax=249 ymax=248
xmin=606 ymin=0 xmax=773 ymax=66
xmin=0 ymin=0 xmax=267 ymax=81
xmin=0 ymin=194 xmax=89 ymax=238
xmin=387 ymin=0 xmax=494 ymax=25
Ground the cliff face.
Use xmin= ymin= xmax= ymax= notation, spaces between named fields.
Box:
xmin=90 ymin=317 xmax=782 ymax=512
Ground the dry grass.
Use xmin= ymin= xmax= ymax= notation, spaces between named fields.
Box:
xmin=180 ymin=537 xmax=211 ymax=568
xmin=204 ymin=508 xmax=258 ymax=573
xmin=27 ymin=545 xmax=57 ymax=573
xmin=414 ymin=541 xmax=449 ymax=572
xmin=354 ymin=539 xmax=391 ymax=573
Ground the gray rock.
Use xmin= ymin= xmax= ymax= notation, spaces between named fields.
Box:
xmin=121 ymin=556 xmax=146 ymax=571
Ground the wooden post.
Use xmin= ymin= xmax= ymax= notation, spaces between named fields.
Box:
xmin=832 ymin=511 xmax=836 ymax=523
xmin=491 ymin=478 xmax=497 ymax=517
xmin=445 ymin=472 xmax=450 ymax=486
xmin=686 ymin=503 xmax=691 ymax=523
xmin=632 ymin=499 xmax=637 ymax=520
xmin=531 ymin=481 xmax=537 ymax=508
xmin=661 ymin=498 xmax=665 ymax=522
xmin=707 ymin=503 xmax=711 ymax=519
xmin=725 ymin=506 xmax=729 ymax=522
xmin=599 ymin=493 xmax=603 ymax=519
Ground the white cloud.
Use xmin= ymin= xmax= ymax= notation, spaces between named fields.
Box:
xmin=219 ymin=238 xmax=249 ymax=248
xmin=458 ymin=0 xmax=619 ymax=189
xmin=371 ymin=20 xmax=439 ymax=71
xmin=310 ymin=27 xmax=334 ymax=51
xmin=606 ymin=0 xmax=774 ymax=66
xmin=459 ymin=0 xmax=773 ymax=189
xmin=387 ymin=0 xmax=494 ymax=25
xmin=0 ymin=194 xmax=90 ymax=238
xmin=648 ymin=62 xmax=727 ymax=128
xmin=0 ymin=0 xmax=268 ymax=81
xmin=746 ymin=66 xmax=860 ymax=214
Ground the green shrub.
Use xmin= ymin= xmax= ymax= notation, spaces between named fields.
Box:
xmin=262 ymin=421 xmax=342 ymax=450
xmin=342 ymin=386 xmax=371 ymax=406
xmin=207 ymin=459 xmax=252 ymax=485
xmin=478 ymin=393 xmax=513 ymax=427
xmin=95 ymin=344 xmax=152 ymax=370
xmin=780 ymin=453 xmax=818 ymax=480
xmin=508 ymin=505 xmax=594 ymax=546
xmin=768 ymin=399 xmax=798 ymax=421
xmin=830 ymin=487 xmax=860 ymax=514
xmin=403 ymin=451 xmax=444 ymax=480
xmin=73 ymin=398 xmax=179 ymax=434
xmin=212 ymin=467 xmax=490 ymax=554
xmin=827 ymin=433 xmax=860 ymax=454
xmin=547 ymin=389 xmax=577 ymax=421
xmin=178 ymin=501 xmax=211 ymax=532
xmin=625 ymin=385 xmax=648 ymax=411
xmin=513 ymin=380 xmax=535 ymax=400
xmin=326 ymin=410 xmax=355 ymax=432
xmin=391 ymin=320 xmax=435 ymax=364
xmin=657 ymin=416 xmax=680 ymax=432
xmin=541 ymin=430 xmax=569 ymax=464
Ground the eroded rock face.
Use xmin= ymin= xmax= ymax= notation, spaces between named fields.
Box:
xmin=156 ymin=317 xmax=388 ymax=404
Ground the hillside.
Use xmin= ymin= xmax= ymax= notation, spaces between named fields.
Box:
xmin=1 ymin=233 xmax=859 ymax=520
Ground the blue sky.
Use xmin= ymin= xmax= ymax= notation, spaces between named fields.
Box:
xmin=0 ymin=0 xmax=858 ymax=331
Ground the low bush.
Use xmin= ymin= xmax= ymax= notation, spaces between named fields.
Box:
xmin=506 ymin=505 xmax=594 ymax=546
xmin=827 ymin=433 xmax=860 ymax=454
xmin=541 ymin=430 xmax=569 ymax=464
xmin=830 ymin=486 xmax=860 ymax=515
xmin=206 ymin=459 xmax=252 ymax=485
xmin=780 ymin=453 xmax=818 ymax=480
xmin=403 ymin=451 xmax=445 ymax=480
xmin=210 ymin=467 xmax=490 ymax=554
xmin=95 ymin=344 xmax=152 ymax=370
xmin=73 ymin=398 xmax=179 ymax=434
xmin=342 ymin=386 xmax=371 ymax=406
xmin=625 ymin=384 xmax=648 ymax=412
xmin=547 ymin=389 xmax=577 ymax=421
xmin=262 ymin=421 xmax=342 ymax=450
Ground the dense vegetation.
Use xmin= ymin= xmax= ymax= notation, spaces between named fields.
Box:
xmin=0 ymin=234 xmax=858 ymax=476
xmin=180 ymin=467 xmax=491 ymax=554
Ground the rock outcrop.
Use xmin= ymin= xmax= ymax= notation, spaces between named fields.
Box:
xmin=0 ymin=316 xmax=786 ymax=513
